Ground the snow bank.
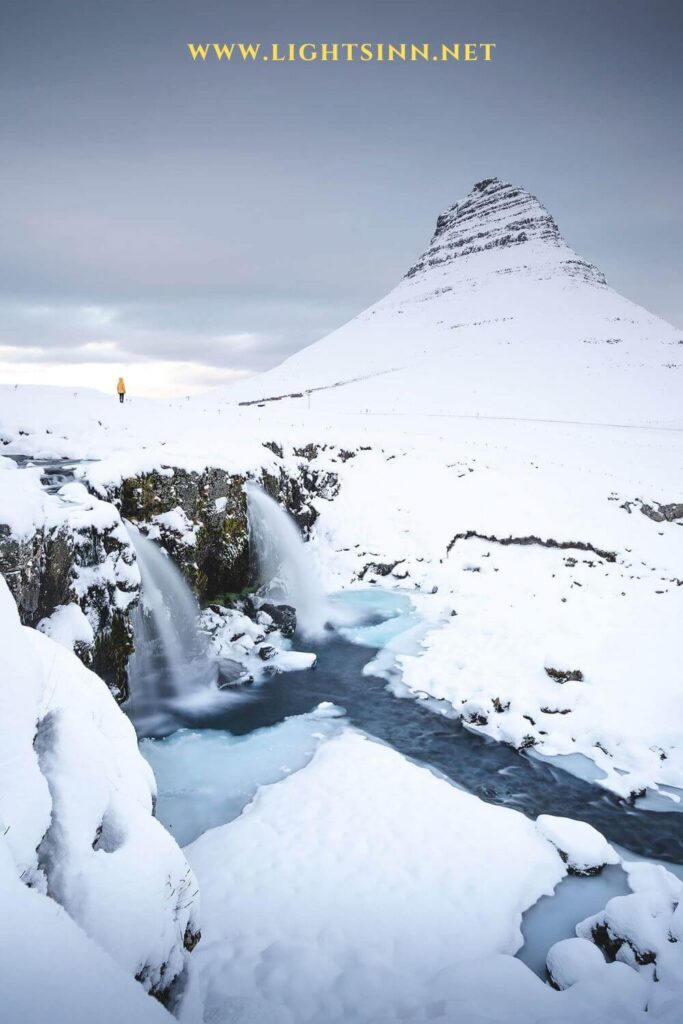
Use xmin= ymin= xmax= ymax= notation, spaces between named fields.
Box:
xmin=577 ymin=858 xmax=683 ymax=999
xmin=186 ymin=729 xmax=566 ymax=1023
xmin=185 ymin=728 xmax=680 ymax=1023
xmin=0 ymin=456 xmax=48 ymax=539
xmin=310 ymin=434 xmax=683 ymax=799
xmin=37 ymin=601 xmax=95 ymax=650
xmin=0 ymin=578 xmax=199 ymax=1006
xmin=0 ymin=838 xmax=173 ymax=1024
xmin=536 ymin=815 xmax=620 ymax=875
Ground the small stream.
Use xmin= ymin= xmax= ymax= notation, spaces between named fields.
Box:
xmin=142 ymin=591 xmax=683 ymax=865
xmin=7 ymin=455 xmax=91 ymax=492
xmin=139 ymin=588 xmax=683 ymax=983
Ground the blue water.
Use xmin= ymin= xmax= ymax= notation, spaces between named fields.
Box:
xmin=141 ymin=589 xmax=683 ymax=864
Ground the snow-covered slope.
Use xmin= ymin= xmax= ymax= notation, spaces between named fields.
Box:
xmin=0 ymin=577 xmax=200 ymax=1016
xmin=225 ymin=178 xmax=682 ymax=426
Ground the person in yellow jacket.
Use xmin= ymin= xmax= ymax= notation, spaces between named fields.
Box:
xmin=117 ymin=377 xmax=126 ymax=404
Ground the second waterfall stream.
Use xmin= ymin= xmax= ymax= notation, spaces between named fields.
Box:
xmin=246 ymin=482 xmax=327 ymax=637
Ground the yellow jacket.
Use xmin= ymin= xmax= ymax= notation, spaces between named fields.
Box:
xmin=117 ymin=378 xmax=126 ymax=394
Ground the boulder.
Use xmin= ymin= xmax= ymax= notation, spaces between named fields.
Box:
xmin=259 ymin=602 xmax=297 ymax=638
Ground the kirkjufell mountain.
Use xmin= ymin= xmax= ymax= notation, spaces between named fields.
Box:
xmin=229 ymin=178 xmax=682 ymax=426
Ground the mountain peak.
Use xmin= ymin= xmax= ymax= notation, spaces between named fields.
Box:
xmin=405 ymin=178 xmax=605 ymax=285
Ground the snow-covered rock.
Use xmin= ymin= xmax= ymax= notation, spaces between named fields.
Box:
xmin=201 ymin=602 xmax=317 ymax=682
xmin=536 ymin=815 xmax=620 ymax=875
xmin=0 ymin=578 xmax=200 ymax=1005
xmin=577 ymin=859 xmax=683 ymax=982
xmin=545 ymin=937 xmax=607 ymax=989
xmin=0 ymin=461 xmax=140 ymax=698
xmin=37 ymin=601 xmax=95 ymax=653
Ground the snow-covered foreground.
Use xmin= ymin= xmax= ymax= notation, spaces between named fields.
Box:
xmin=181 ymin=726 xmax=682 ymax=1024
xmin=0 ymin=577 xmax=199 ymax=1022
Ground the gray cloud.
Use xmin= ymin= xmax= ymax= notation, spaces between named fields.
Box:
xmin=0 ymin=292 xmax=349 ymax=371
xmin=1 ymin=0 xmax=681 ymax=392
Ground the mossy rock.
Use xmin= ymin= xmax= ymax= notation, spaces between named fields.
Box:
xmin=92 ymin=609 xmax=135 ymax=703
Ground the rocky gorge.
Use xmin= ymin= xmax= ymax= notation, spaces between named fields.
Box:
xmin=0 ymin=444 xmax=340 ymax=701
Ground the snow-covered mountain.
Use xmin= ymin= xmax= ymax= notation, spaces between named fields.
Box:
xmin=228 ymin=178 xmax=682 ymax=425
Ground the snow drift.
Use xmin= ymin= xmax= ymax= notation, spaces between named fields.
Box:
xmin=0 ymin=576 xmax=200 ymax=1018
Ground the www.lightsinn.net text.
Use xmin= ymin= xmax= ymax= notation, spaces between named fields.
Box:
xmin=187 ymin=42 xmax=497 ymax=63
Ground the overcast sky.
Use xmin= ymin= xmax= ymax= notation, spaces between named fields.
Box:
xmin=1 ymin=0 xmax=681 ymax=396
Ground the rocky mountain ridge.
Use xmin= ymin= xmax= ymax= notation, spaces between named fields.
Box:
xmin=405 ymin=177 xmax=605 ymax=286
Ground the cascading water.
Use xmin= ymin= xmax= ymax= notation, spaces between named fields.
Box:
xmin=246 ymin=483 xmax=327 ymax=636
xmin=126 ymin=524 xmax=219 ymax=736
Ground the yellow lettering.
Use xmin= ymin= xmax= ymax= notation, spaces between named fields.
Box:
xmin=187 ymin=43 xmax=210 ymax=61
xmin=410 ymin=43 xmax=429 ymax=61
xmin=388 ymin=44 xmax=407 ymax=61
xmin=441 ymin=44 xmax=460 ymax=61
xmin=481 ymin=43 xmax=496 ymax=61
xmin=299 ymin=43 xmax=317 ymax=61
xmin=360 ymin=42 xmax=374 ymax=62
xmin=212 ymin=43 xmax=235 ymax=60
xmin=238 ymin=43 xmax=260 ymax=60
xmin=464 ymin=43 xmax=478 ymax=61
xmin=320 ymin=43 xmax=339 ymax=61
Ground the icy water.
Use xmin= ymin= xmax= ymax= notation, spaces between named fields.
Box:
xmin=8 ymin=455 xmax=92 ymax=492
xmin=142 ymin=590 xmax=683 ymax=864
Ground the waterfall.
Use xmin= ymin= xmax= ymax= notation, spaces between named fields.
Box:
xmin=246 ymin=483 xmax=327 ymax=636
xmin=126 ymin=524 xmax=218 ymax=736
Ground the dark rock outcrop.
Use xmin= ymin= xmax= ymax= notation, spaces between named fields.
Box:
xmin=545 ymin=667 xmax=584 ymax=684
xmin=405 ymin=177 xmax=606 ymax=286
xmin=446 ymin=530 xmax=617 ymax=564
xmin=113 ymin=467 xmax=250 ymax=601
xmin=259 ymin=602 xmax=297 ymax=638
xmin=0 ymin=516 xmax=137 ymax=702
xmin=216 ymin=658 xmax=253 ymax=688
